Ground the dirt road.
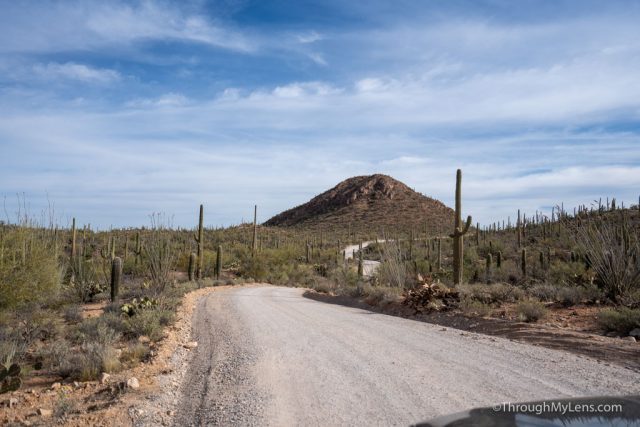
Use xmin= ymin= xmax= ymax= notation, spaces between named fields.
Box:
xmin=343 ymin=240 xmax=381 ymax=276
xmin=174 ymin=286 xmax=640 ymax=426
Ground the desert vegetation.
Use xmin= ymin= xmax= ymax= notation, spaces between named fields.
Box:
xmin=1 ymin=172 xmax=639 ymax=413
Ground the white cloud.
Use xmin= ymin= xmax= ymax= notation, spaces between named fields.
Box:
xmin=32 ymin=62 xmax=121 ymax=83
xmin=296 ymin=31 xmax=323 ymax=44
xmin=0 ymin=1 xmax=254 ymax=54
xmin=126 ymin=93 xmax=190 ymax=108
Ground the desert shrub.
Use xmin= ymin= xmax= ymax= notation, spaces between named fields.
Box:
xmin=68 ymin=257 xmax=103 ymax=302
xmin=124 ymin=308 xmax=173 ymax=342
xmin=557 ymin=287 xmax=581 ymax=307
xmin=458 ymin=283 xmax=524 ymax=305
xmin=576 ymin=217 xmax=640 ymax=305
xmin=54 ymin=393 xmax=78 ymax=421
xmin=238 ymin=252 xmax=268 ymax=281
xmin=63 ymin=304 xmax=83 ymax=323
xmin=120 ymin=342 xmax=150 ymax=365
xmin=516 ymin=300 xmax=547 ymax=322
xmin=529 ymin=284 xmax=559 ymax=302
xmin=73 ymin=316 xmax=121 ymax=345
xmin=41 ymin=338 xmax=120 ymax=380
xmin=377 ymin=241 xmax=409 ymax=288
xmin=312 ymin=281 xmax=333 ymax=294
xmin=330 ymin=265 xmax=360 ymax=288
xmin=460 ymin=298 xmax=492 ymax=317
xmin=361 ymin=285 xmax=402 ymax=306
xmin=597 ymin=308 xmax=640 ymax=335
xmin=1 ymin=308 xmax=61 ymax=366
xmin=0 ymin=227 xmax=62 ymax=310
xmin=579 ymin=282 xmax=605 ymax=303
xmin=549 ymin=260 xmax=591 ymax=287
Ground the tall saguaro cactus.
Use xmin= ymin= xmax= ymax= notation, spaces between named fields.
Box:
xmin=194 ymin=205 xmax=204 ymax=279
xmin=71 ymin=217 xmax=77 ymax=259
xmin=188 ymin=252 xmax=196 ymax=281
xmin=450 ymin=169 xmax=472 ymax=285
xmin=252 ymin=205 xmax=258 ymax=256
xmin=216 ymin=245 xmax=223 ymax=280
xmin=111 ymin=257 xmax=122 ymax=302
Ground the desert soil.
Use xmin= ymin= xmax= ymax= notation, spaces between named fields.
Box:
xmin=167 ymin=286 xmax=640 ymax=426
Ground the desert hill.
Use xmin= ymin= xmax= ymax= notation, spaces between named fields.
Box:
xmin=264 ymin=174 xmax=454 ymax=236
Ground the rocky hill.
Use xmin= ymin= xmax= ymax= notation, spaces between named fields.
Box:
xmin=264 ymin=174 xmax=454 ymax=236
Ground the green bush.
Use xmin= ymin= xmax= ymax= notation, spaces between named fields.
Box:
xmin=460 ymin=298 xmax=492 ymax=317
xmin=0 ymin=227 xmax=62 ymax=310
xmin=557 ymin=287 xmax=581 ymax=307
xmin=598 ymin=308 xmax=640 ymax=335
xmin=516 ymin=300 xmax=547 ymax=322
xmin=458 ymin=283 xmax=524 ymax=305
xmin=529 ymin=284 xmax=559 ymax=302
xmin=124 ymin=308 xmax=173 ymax=342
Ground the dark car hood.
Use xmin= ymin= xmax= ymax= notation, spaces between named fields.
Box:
xmin=416 ymin=396 xmax=640 ymax=427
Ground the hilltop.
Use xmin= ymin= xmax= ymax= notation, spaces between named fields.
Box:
xmin=264 ymin=174 xmax=454 ymax=236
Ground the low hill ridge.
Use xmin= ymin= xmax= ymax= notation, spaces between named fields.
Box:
xmin=265 ymin=174 xmax=453 ymax=235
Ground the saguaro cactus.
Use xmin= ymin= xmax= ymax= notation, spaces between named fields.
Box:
xmin=252 ymin=205 xmax=258 ymax=256
xmin=188 ymin=252 xmax=197 ymax=281
xmin=134 ymin=232 xmax=142 ymax=265
xmin=450 ymin=169 xmax=472 ymax=285
xmin=71 ymin=217 xmax=77 ymax=259
xmin=111 ymin=257 xmax=122 ymax=302
xmin=216 ymin=245 xmax=222 ymax=280
xmin=194 ymin=205 xmax=204 ymax=279
xmin=357 ymin=242 xmax=364 ymax=277
xmin=485 ymin=253 xmax=493 ymax=283
xmin=521 ymin=248 xmax=527 ymax=277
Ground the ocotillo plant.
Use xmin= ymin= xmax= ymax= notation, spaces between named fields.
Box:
xmin=188 ymin=252 xmax=196 ymax=281
xmin=216 ymin=245 xmax=222 ymax=280
xmin=194 ymin=205 xmax=204 ymax=279
xmin=252 ymin=205 xmax=258 ymax=256
xmin=111 ymin=256 xmax=122 ymax=302
xmin=450 ymin=169 xmax=472 ymax=285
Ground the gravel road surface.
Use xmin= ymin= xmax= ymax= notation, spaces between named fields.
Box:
xmin=175 ymin=286 xmax=640 ymax=426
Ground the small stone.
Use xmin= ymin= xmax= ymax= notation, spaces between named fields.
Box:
xmin=73 ymin=381 xmax=80 ymax=388
xmin=38 ymin=408 xmax=53 ymax=417
xmin=184 ymin=341 xmax=198 ymax=349
xmin=606 ymin=331 xmax=618 ymax=337
xmin=7 ymin=398 xmax=18 ymax=408
xmin=100 ymin=373 xmax=111 ymax=384
xmin=167 ymin=410 xmax=175 ymax=416
xmin=127 ymin=377 xmax=140 ymax=390
xmin=50 ymin=382 xmax=61 ymax=390
xmin=629 ymin=328 xmax=640 ymax=338
xmin=138 ymin=336 xmax=151 ymax=344
xmin=623 ymin=336 xmax=637 ymax=342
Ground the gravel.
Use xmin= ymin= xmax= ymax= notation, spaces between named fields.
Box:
xmin=171 ymin=286 xmax=640 ymax=426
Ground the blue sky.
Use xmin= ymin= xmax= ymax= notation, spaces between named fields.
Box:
xmin=1 ymin=0 xmax=639 ymax=229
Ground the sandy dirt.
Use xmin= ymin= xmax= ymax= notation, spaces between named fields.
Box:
xmin=172 ymin=286 xmax=640 ymax=426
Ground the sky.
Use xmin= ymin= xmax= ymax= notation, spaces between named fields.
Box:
xmin=1 ymin=0 xmax=639 ymax=229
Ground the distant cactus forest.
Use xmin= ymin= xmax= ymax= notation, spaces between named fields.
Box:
xmin=1 ymin=170 xmax=639 ymax=394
